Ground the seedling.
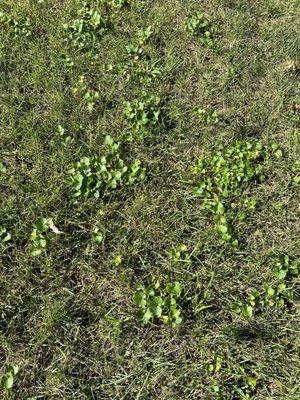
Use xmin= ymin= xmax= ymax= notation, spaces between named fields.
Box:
xmin=64 ymin=2 xmax=109 ymax=51
xmin=0 ymin=163 xmax=6 ymax=174
xmin=73 ymin=75 xmax=100 ymax=111
xmin=0 ymin=226 xmax=11 ymax=243
xmin=206 ymin=354 xmax=223 ymax=374
xmin=68 ymin=135 xmax=146 ymax=199
xmin=112 ymin=255 xmax=122 ymax=266
xmin=123 ymin=93 xmax=161 ymax=133
xmin=167 ymin=244 xmax=190 ymax=262
xmin=91 ymin=227 xmax=104 ymax=244
xmin=60 ymin=54 xmax=74 ymax=68
xmin=101 ymin=0 xmax=130 ymax=9
xmin=232 ymin=283 xmax=294 ymax=318
xmin=208 ymin=356 xmax=258 ymax=399
xmin=194 ymin=107 xmax=219 ymax=126
xmin=0 ymin=12 xmax=31 ymax=37
xmin=193 ymin=141 xmax=282 ymax=245
xmin=185 ymin=12 xmax=213 ymax=47
xmin=104 ymin=27 xmax=161 ymax=85
xmin=58 ymin=125 xmax=73 ymax=147
xmin=30 ymin=218 xmax=62 ymax=256
xmin=137 ymin=26 xmax=153 ymax=45
xmin=0 ymin=364 xmax=19 ymax=391
xmin=133 ymin=281 xmax=182 ymax=327
xmin=272 ymin=255 xmax=298 ymax=280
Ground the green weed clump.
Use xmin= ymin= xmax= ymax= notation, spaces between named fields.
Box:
xmin=0 ymin=365 xmax=19 ymax=391
xmin=0 ymin=12 xmax=31 ymax=37
xmin=194 ymin=107 xmax=219 ymax=126
xmin=185 ymin=11 xmax=213 ymax=47
xmin=0 ymin=226 xmax=11 ymax=244
xmin=68 ymin=135 xmax=145 ymax=199
xmin=73 ymin=75 xmax=100 ymax=111
xmin=64 ymin=1 xmax=109 ymax=51
xmin=104 ymin=27 xmax=162 ymax=85
xmin=233 ymin=256 xmax=298 ymax=318
xmin=123 ymin=93 xmax=161 ymax=133
xmin=29 ymin=217 xmax=60 ymax=257
xmin=207 ymin=355 xmax=258 ymax=399
xmin=232 ymin=283 xmax=294 ymax=318
xmin=193 ymin=141 xmax=282 ymax=246
xmin=133 ymin=281 xmax=182 ymax=327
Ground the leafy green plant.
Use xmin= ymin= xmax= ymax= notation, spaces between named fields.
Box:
xmin=232 ymin=283 xmax=294 ymax=318
xmin=137 ymin=26 xmax=153 ymax=45
xmin=104 ymin=27 xmax=161 ymax=85
xmin=101 ymin=0 xmax=130 ymax=9
xmin=90 ymin=227 xmax=104 ymax=244
xmin=167 ymin=244 xmax=190 ymax=262
xmin=133 ymin=281 xmax=182 ymax=327
xmin=0 ymin=226 xmax=11 ymax=244
xmin=0 ymin=163 xmax=6 ymax=174
xmin=192 ymin=141 xmax=282 ymax=245
xmin=208 ymin=356 xmax=258 ymax=400
xmin=194 ymin=107 xmax=219 ymax=125
xmin=0 ymin=365 xmax=19 ymax=391
xmin=73 ymin=75 xmax=100 ymax=111
xmin=233 ymin=255 xmax=298 ymax=318
xmin=206 ymin=354 xmax=223 ymax=374
xmin=30 ymin=218 xmax=51 ymax=257
xmin=64 ymin=2 xmax=109 ymax=50
xmin=123 ymin=93 xmax=161 ymax=133
xmin=68 ymin=135 xmax=145 ymax=199
xmin=58 ymin=125 xmax=73 ymax=147
xmin=272 ymin=255 xmax=298 ymax=280
xmin=185 ymin=12 xmax=213 ymax=47
xmin=30 ymin=218 xmax=61 ymax=257
xmin=0 ymin=12 xmax=31 ymax=37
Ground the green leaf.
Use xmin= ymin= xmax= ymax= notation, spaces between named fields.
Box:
xmin=2 ymin=372 xmax=14 ymax=389
xmin=133 ymin=291 xmax=146 ymax=307
xmin=242 ymin=305 xmax=253 ymax=318
xmin=142 ymin=308 xmax=153 ymax=324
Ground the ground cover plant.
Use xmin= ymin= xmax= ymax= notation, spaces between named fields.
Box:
xmin=0 ymin=0 xmax=299 ymax=399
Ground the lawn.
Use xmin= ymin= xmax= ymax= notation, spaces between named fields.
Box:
xmin=0 ymin=0 xmax=299 ymax=399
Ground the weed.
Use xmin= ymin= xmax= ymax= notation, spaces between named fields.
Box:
xmin=0 ymin=12 xmax=31 ymax=37
xmin=57 ymin=125 xmax=73 ymax=147
xmin=232 ymin=283 xmax=294 ymax=318
xmin=0 ymin=163 xmax=6 ymax=174
xmin=29 ymin=218 xmax=61 ymax=257
xmin=194 ymin=107 xmax=219 ymax=126
xmin=0 ymin=226 xmax=11 ymax=244
xmin=167 ymin=244 xmax=190 ymax=262
xmin=123 ymin=92 xmax=161 ymax=133
xmin=192 ymin=141 xmax=282 ymax=246
xmin=64 ymin=2 xmax=109 ymax=51
xmin=208 ymin=355 xmax=258 ymax=399
xmin=272 ymin=255 xmax=298 ymax=280
xmin=90 ymin=227 xmax=104 ymax=244
xmin=185 ymin=12 xmax=213 ymax=47
xmin=104 ymin=27 xmax=162 ymax=85
xmin=0 ymin=365 xmax=19 ymax=391
xmin=191 ymin=272 xmax=215 ymax=314
xmin=133 ymin=280 xmax=182 ymax=327
xmin=68 ymin=135 xmax=145 ymax=199
xmin=73 ymin=75 xmax=100 ymax=111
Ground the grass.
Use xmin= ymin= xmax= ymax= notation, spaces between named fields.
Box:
xmin=0 ymin=0 xmax=299 ymax=398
